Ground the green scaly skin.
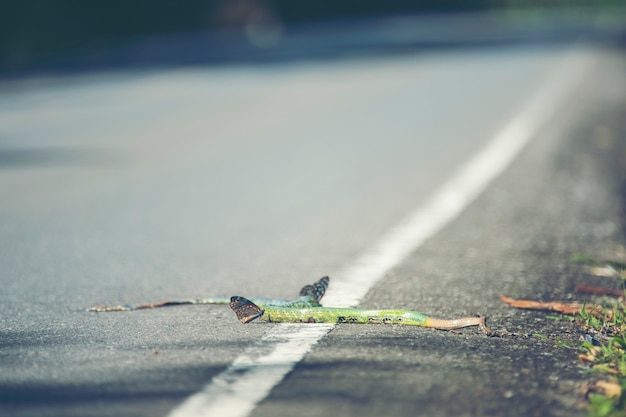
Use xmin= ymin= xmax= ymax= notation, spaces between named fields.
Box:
xmin=230 ymin=294 xmax=492 ymax=333
xmin=260 ymin=306 xmax=429 ymax=325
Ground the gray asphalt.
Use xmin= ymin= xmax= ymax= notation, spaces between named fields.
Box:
xmin=1 ymin=45 xmax=625 ymax=417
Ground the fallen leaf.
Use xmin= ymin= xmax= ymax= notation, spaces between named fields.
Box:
xmin=499 ymin=294 xmax=586 ymax=314
xmin=590 ymin=266 xmax=621 ymax=278
xmin=575 ymin=284 xmax=624 ymax=298
xmin=579 ymin=346 xmax=601 ymax=363
xmin=592 ymin=380 xmax=622 ymax=398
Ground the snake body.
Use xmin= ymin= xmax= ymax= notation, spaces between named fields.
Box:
xmin=88 ymin=276 xmax=491 ymax=334
xmin=229 ymin=295 xmax=491 ymax=333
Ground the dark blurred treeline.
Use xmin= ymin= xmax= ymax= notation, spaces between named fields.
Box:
xmin=0 ymin=0 xmax=622 ymax=73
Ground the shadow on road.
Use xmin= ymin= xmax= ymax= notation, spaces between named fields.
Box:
xmin=0 ymin=147 xmax=125 ymax=170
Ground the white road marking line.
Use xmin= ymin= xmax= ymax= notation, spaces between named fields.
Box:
xmin=167 ymin=48 xmax=595 ymax=417
xmin=167 ymin=324 xmax=334 ymax=417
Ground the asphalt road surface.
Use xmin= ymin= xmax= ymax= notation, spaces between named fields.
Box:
xmin=1 ymin=44 xmax=626 ymax=417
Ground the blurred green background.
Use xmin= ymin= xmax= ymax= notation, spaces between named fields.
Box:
xmin=1 ymin=0 xmax=624 ymax=75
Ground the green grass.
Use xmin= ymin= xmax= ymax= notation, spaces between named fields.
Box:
xmin=577 ymin=300 xmax=626 ymax=416
xmin=563 ymin=253 xmax=626 ymax=415
xmin=570 ymin=253 xmax=626 ymax=271
xmin=589 ymin=392 xmax=625 ymax=417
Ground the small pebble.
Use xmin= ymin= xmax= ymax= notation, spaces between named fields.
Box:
xmin=584 ymin=334 xmax=601 ymax=346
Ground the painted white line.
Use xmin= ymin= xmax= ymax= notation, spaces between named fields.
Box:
xmin=167 ymin=48 xmax=595 ymax=417
xmin=167 ymin=324 xmax=334 ymax=417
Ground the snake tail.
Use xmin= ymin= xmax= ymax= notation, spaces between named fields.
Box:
xmin=426 ymin=317 xmax=491 ymax=333
xmin=87 ymin=276 xmax=329 ymax=312
xmin=87 ymin=299 xmax=210 ymax=312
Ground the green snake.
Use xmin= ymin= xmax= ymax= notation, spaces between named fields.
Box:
xmin=229 ymin=295 xmax=490 ymax=332
xmin=88 ymin=276 xmax=491 ymax=334
xmin=87 ymin=277 xmax=329 ymax=312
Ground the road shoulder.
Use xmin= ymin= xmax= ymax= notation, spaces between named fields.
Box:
xmin=254 ymin=49 xmax=626 ymax=417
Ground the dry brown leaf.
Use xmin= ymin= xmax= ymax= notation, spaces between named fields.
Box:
xmin=575 ymin=284 xmax=624 ymax=298
xmin=499 ymin=294 xmax=614 ymax=319
xmin=590 ymin=266 xmax=621 ymax=278
xmin=580 ymin=354 xmax=596 ymax=363
xmin=592 ymin=380 xmax=622 ymax=398
xmin=499 ymin=294 xmax=586 ymax=314
xmin=579 ymin=347 xmax=601 ymax=363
